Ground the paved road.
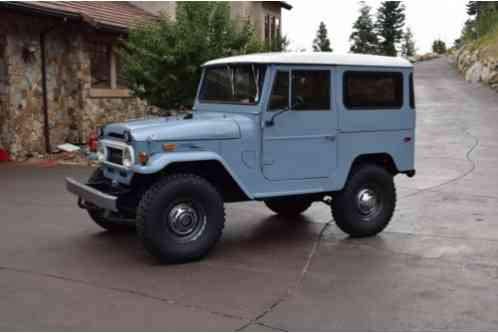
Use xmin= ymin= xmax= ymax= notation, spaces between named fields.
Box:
xmin=1 ymin=58 xmax=498 ymax=331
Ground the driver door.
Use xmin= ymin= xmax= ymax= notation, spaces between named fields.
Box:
xmin=262 ymin=66 xmax=338 ymax=181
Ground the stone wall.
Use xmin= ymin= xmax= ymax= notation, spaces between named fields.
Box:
xmin=0 ymin=34 xmax=8 ymax=151
xmin=0 ymin=11 xmax=155 ymax=159
xmin=452 ymin=47 xmax=498 ymax=92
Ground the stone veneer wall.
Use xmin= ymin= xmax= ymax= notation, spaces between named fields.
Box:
xmin=453 ymin=47 xmax=498 ymax=92
xmin=0 ymin=12 xmax=154 ymax=159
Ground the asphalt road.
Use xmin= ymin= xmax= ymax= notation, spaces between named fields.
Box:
xmin=1 ymin=58 xmax=498 ymax=331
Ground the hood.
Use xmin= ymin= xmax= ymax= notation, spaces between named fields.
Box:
xmin=104 ymin=113 xmax=241 ymax=141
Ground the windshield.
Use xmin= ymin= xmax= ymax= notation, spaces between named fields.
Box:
xmin=199 ymin=64 xmax=267 ymax=105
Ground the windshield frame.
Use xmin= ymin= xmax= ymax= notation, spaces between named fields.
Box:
xmin=198 ymin=64 xmax=267 ymax=106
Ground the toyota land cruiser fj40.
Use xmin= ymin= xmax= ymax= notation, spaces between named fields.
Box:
xmin=66 ymin=52 xmax=416 ymax=263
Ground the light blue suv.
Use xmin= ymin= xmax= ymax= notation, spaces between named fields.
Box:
xmin=66 ymin=52 xmax=416 ymax=263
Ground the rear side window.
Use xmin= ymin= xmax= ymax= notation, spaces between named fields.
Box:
xmin=343 ymin=71 xmax=403 ymax=110
xmin=410 ymin=73 xmax=415 ymax=109
xmin=291 ymin=70 xmax=330 ymax=111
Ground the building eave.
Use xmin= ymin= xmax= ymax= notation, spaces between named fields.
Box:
xmin=0 ymin=2 xmax=134 ymax=34
xmin=279 ymin=1 xmax=293 ymax=10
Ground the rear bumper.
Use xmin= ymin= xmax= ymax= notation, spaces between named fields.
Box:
xmin=403 ymin=169 xmax=416 ymax=177
xmin=65 ymin=177 xmax=118 ymax=212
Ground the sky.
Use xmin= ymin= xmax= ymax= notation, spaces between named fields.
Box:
xmin=281 ymin=0 xmax=469 ymax=54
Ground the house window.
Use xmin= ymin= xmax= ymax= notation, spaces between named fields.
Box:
xmin=87 ymin=41 xmax=130 ymax=97
xmin=89 ymin=42 xmax=111 ymax=88
xmin=264 ymin=14 xmax=281 ymax=44
xmin=115 ymin=52 xmax=128 ymax=89
xmin=264 ymin=15 xmax=270 ymax=43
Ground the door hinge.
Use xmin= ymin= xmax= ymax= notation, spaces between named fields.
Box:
xmin=324 ymin=135 xmax=336 ymax=141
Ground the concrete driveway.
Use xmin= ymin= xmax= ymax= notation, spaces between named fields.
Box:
xmin=1 ymin=58 xmax=498 ymax=331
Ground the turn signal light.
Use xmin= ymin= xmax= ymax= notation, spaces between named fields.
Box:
xmin=163 ymin=143 xmax=176 ymax=151
xmin=138 ymin=151 xmax=149 ymax=165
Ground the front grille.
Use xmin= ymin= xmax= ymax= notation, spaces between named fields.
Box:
xmin=107 ymin=147 xmax=123 ymax=165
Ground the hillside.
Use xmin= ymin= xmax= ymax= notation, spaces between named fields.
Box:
xmin=453 ymin=28 xmax=498 ymax=92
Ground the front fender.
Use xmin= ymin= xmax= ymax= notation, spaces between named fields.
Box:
xmin=131 ymin=151 xmax=253 ymax=199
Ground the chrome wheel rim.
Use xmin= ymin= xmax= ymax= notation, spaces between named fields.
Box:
xmin=166 ymin=202 xmax=206 ymax=241
xmin=356 ymin=188 xmax=380 ymax=217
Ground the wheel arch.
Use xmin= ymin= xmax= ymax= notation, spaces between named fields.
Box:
xmin=334 ymin=153 xmax=399 ymax=191
xmin=132 ymin=154 xmax=252 ymax=202
xmin=350 ymin=153 xmax=399 ymax=175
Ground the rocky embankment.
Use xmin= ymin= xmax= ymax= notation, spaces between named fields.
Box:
xmin=451 ymin=44 xmax=498 ymax=92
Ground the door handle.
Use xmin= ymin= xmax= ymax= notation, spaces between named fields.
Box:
xmin=324 ymin=135 xmax=336 ymax=141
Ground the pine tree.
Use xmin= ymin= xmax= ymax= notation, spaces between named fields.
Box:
xmin=312 ymin=22 xmax=333 ymax=52
xmin=400 ymin=27 xmax=416 ymax=58
xmin=376 ymin=1 xmax=406 ymax=56
xmin=432 ymin=39 xmax=447 ymax=54
xmin=466 ymin=1 xmax=480 ymax=16
xmin=349 ymin=1 xmax=379 ymax=54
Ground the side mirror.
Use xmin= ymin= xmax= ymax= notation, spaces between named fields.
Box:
xmin=292 ymin=96 xmax=304 ymax=109
xmin=265 ymin=107 xmax=289 ymax=127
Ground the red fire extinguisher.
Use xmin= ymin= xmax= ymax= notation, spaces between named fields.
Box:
xmin=87 ymin=132 xmax=98 ymax=152
xmin=0 ymin=148 xmax=9 ymax=162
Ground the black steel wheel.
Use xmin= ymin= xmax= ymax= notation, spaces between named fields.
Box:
xmin=137 ymin=174 xmax=225 ymax=264
xmin=332 ymin=164 xmax=396 ymax=237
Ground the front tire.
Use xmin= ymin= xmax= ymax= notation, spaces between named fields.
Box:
xmin=264 ymin=196 xmax=312 ymax=217
xmin=332 ymin=164 xmax=396 ymax=237
xmin=137 ymin=174 xmax=225 ymax=264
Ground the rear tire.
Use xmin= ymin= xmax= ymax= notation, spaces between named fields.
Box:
xmin=332 ymin=164 xmax=396 ymax=237
xmin=86 ymin=168 xmax=134 ymax=232
xmin=264 ymin=196 xmax=312 ymax=217
xmin=137 ymin=174 xmax=225 ymax=264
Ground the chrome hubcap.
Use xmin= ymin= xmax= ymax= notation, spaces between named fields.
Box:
xmin=168 ymin=203 xmax=201 ymax=237
xmin=356 ymin=188 xmax=379 ymax=216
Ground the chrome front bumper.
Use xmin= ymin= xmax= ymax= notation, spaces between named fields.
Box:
xmin=65 ymin=177 xmax=118 ymax=212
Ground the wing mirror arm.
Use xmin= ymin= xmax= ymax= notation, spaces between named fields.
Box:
xmin=265 ymin=107 xmax=289 ymax=127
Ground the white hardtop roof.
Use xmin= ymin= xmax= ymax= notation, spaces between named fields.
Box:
xmin=203 ymin=52 xmax=412 ymax=68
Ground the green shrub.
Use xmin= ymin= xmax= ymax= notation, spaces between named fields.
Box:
xmin=118 ymin=2 xmax=286 ymax=110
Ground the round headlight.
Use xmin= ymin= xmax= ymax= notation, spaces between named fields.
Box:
xmin=96 ymin=142 xmax=106 ymax=162
xmin=122 ymin=146 xmax=134 ymax=168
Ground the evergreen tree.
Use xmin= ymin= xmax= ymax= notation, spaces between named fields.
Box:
xmin=375 ymin=1 xmax=406 ymax=56
xmin=349 ymin=1 xmax=379 ymax=54
xmin=432 ymin=39 xmax=447 ymax=54
xmin=400 ymin=27 xmax=416 ymax=58
xmin=466 ymin=1 xmax=480 ymax=16
xmin=312 ymin=22 xmax=333 ymax=52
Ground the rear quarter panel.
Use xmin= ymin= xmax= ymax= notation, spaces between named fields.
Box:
xmin=331 ymin=65 xmax=415 ymax=190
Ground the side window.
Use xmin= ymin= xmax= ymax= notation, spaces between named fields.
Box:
xmin=343 ymin=71 xmax=403 ymax=110
xmin=268 ymin=70 xmax=289 ymax=111
xmin=409 ymin=73 xmax=415 ymax=109
xmin=291 ymin=70 xmax=330 ymax=111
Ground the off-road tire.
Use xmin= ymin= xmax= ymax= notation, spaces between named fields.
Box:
xmin=137 ymin=173 xmax=225 ymax=264
xmin=86 ymin=168 xmax=134 ymax=232
xmin=332 ymin=164 xmax=396 ymax=237
xmin=264 ymin=196 xmax=313 ymax=217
